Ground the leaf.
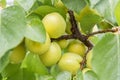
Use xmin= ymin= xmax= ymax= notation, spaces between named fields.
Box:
xmin=1 ymin=63 xmax=21 ymax=78
xmin=38 ymin=75 xmax=55 ymax=80
xmin=0 ymin=74 xmax=2 ymax=79
xmin=114 ymin=1 xmax=120 ymax=25
xmin=50 ymin=64 xmax=60 ymax=77
xmin=7 ymin=69 xmax=23 ymax=80
xmin=83 ymin=70 xmax=98 ymax=80
xmin=23 ymin=69 xmax=36 ymax=80
xmin=97 ymin=20 xmax=113 ymax=29
xmin=25 ymin=14 xmax=46 ymax=43
xmin=21 ymin=52 xmax=48 ymax=75
xmin=73 ymin=70 xmax=83 ymax=80
xmin=34 ymin=5 xmax=66 ymax=18
xmin=61 ymin=0 xmax=86 ymax=13
xmin=0 ymin=51 xmax=10 ymax=72
xmin=0 ymin=6 xmax=26 ymax=58
xmin=88 ymin=0 xmax=101 ymax=8
xmin=79 ymin=6 xmax=102 ymax=34
xmin=93 ymin=0 xmax=119 ymax=24
xmin=92 ymin=33 xmax=120 ymax=80
xmin=4 ymin=68 xmax=36 ymax=80
xmin=43 ymin=0 xmax=53 ymax=5
xmin=15 ymin=0 xmax=36 ymax=12
xmin=56 ymin=71 xmax=72 ymax=80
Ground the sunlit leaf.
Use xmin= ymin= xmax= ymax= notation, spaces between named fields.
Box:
xmin=92 ymin=33 xmax=120 ymax=80
xmin=0 ymin=6 xmax=26 ymax=58
xmin=25 ymin=14 xmax=46 ymax=43
xmin=61 ymin=0 xmax=86 ymax=13
xmin=56 ymin=71 xmax=72 ymax=80
xmin=93 ymin=0 xmax=119 ymax=24
xmin=15 ymin=0 xmax=36 ymax=12
xmin=83 ymin=70 xmax=98 ymax=80
xmin=34 ymin=5 xmax=66 ymax=18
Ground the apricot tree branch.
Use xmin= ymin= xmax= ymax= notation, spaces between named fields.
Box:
xmin=51 ymin=10 xmax=119 ymax=70
xmin=86 ymin=28 xmax=118 ymax=38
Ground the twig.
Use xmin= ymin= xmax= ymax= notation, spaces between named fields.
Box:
xmin=86 ymin=28 xmax=118 ymax=38
xmin=67 ymin=10 xmax=93 ymax=70
xmin=51 ymin=10 xmax=119 ymax=70
xmin=51 ymin=35 xmax=73 ymax=41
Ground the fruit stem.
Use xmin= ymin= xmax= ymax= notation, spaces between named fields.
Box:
xmin=51 ymin=10 xmax=93 ymax=70
xmin=51 ymin=10 xmax=119 ymax=70
xmin=80 ymin=47 xmax=92 ymax=70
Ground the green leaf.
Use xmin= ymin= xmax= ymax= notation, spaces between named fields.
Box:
xmin=23 ymin=69 xmax=36 ymax=80
xmin=0 ymin=74 xmax=2 ymax=79
xmin=79 ymin=6 xmax=102 ymax=34
xmin=73 ymin=70 xmax=83 ymax=80
xmin=15 ymin=0 xmax=36 ymax=12
xmin=43 ymin=0 xmax=53 ymax=5
xmin=3 ymin=67 xmax=36 ymax=80
xmin=114 ymin=1 xmax=120 ymax=25
xmin=34 ymin=5 xmax=66 ymax=18
xmin=92 ymin=33 xmax=120 ymax=80
xmin=1 ymin=63 xmax=21 ymax=78
xmin=21 ymin=52 xmax=48 ymax=75
xmin=50 ymin=64 xmax=60 ymax=77
xmin=25 ymin=14 xmax=46 ymax=43
xmin=38 ymin=75 xmax=55 ymax=80
xmin=0 ymin=6 xmax=26 ymax=58
xmin=0 ymin=51 xmax=10 ymax=73
xmin=7 ymin=69 xmax=23 ymax=80
xmin=83 ymin=70 xmax=98 ymax=80
xmin=88 ymin=0 xmax=100 ymax=8
xmin=29 ymin=1 xmax=42 ymax=12
xmin=56 ymin=71 xmax=72 ymax=80
xmin=61 ymin=0 xmax=86 ymax=13
xmin=97 ymin=20 xmax=113 ymax=29
xmin=93 ymin=0 xmax=119 ymax=24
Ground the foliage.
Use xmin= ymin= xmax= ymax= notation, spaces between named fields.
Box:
xmin=0 ymin=0 xmax=120 ymax=80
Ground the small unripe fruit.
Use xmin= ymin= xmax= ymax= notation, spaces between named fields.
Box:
xmin=42 ymin=12 xmax=66 ymax=38
xmin=58 ymin=52 xmax=83 ymax=75
xmin=40 ymin=42 xmax=61 ymax=67
xmin=68 ymin=40 xmax=86 ymax=57
xmin=57 ymin=39 xmax=69 ymax=49
xmin=25 ymin=33 xmax=51 ymax=55
xmin=86 ymin=51 xmax=93 ymax=68
xmin=65 ymin=18 xmax=72 ymax=34
xmin=10 ymin=43 xmax=26 ymax=64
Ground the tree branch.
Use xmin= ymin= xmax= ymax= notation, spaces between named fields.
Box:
xmin=86 ymin=28 xmax=118 ymax=38
xmin=51 ymin=10 xmax=119 ymax=70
